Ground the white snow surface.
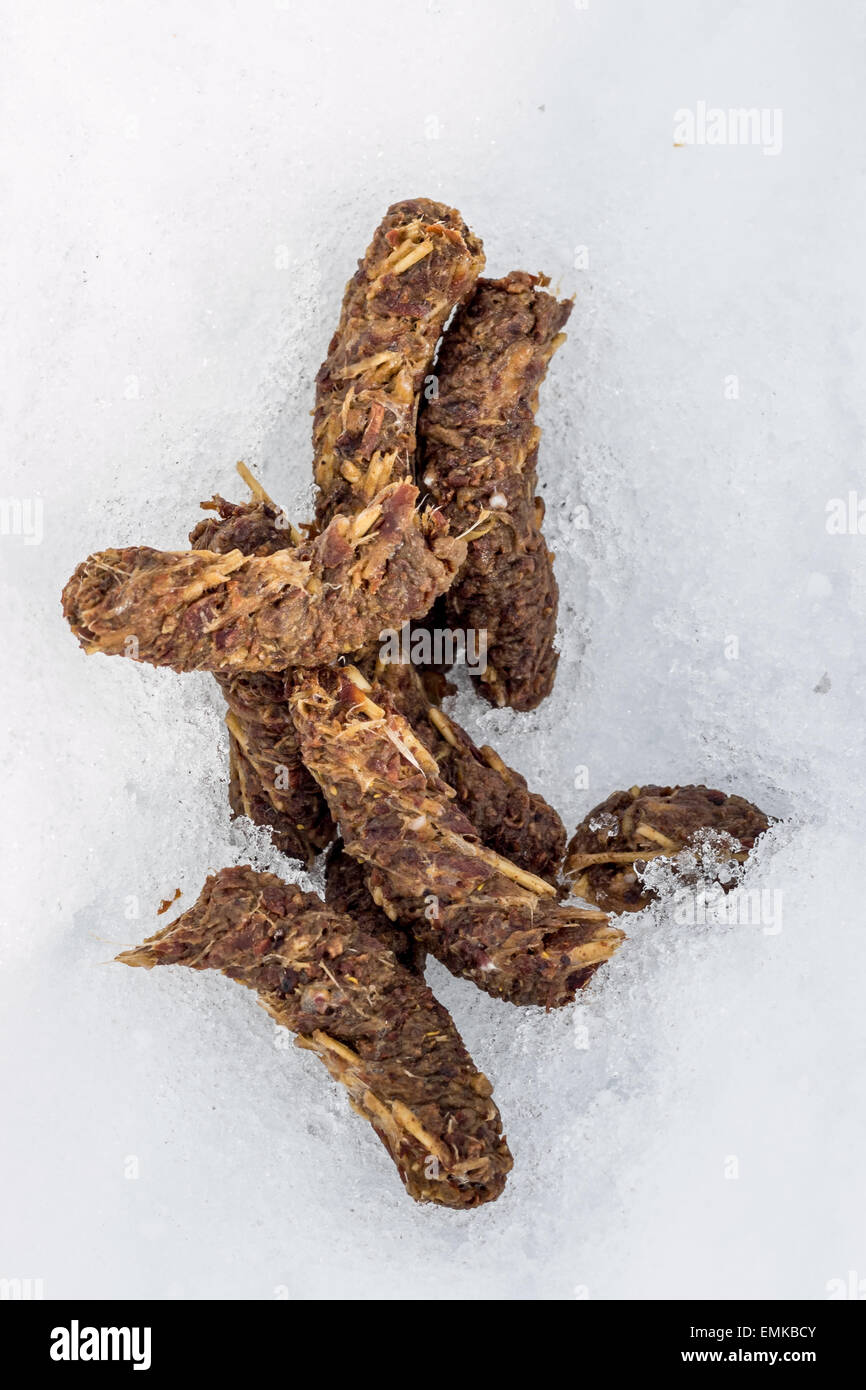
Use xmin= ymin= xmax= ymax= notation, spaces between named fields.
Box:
xmin=2 ymin=0 xmax=865 ymax=1300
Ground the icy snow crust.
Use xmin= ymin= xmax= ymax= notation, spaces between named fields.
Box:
xmin=2 ymin=0 xmax=864 ymax=1299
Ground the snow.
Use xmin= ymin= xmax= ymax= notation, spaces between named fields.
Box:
xmin=2 ymin=0 xmax=864 ymax=1299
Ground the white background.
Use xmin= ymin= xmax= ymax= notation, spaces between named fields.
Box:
xmin=2 ymin=0 xmax=864 ymax=1299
